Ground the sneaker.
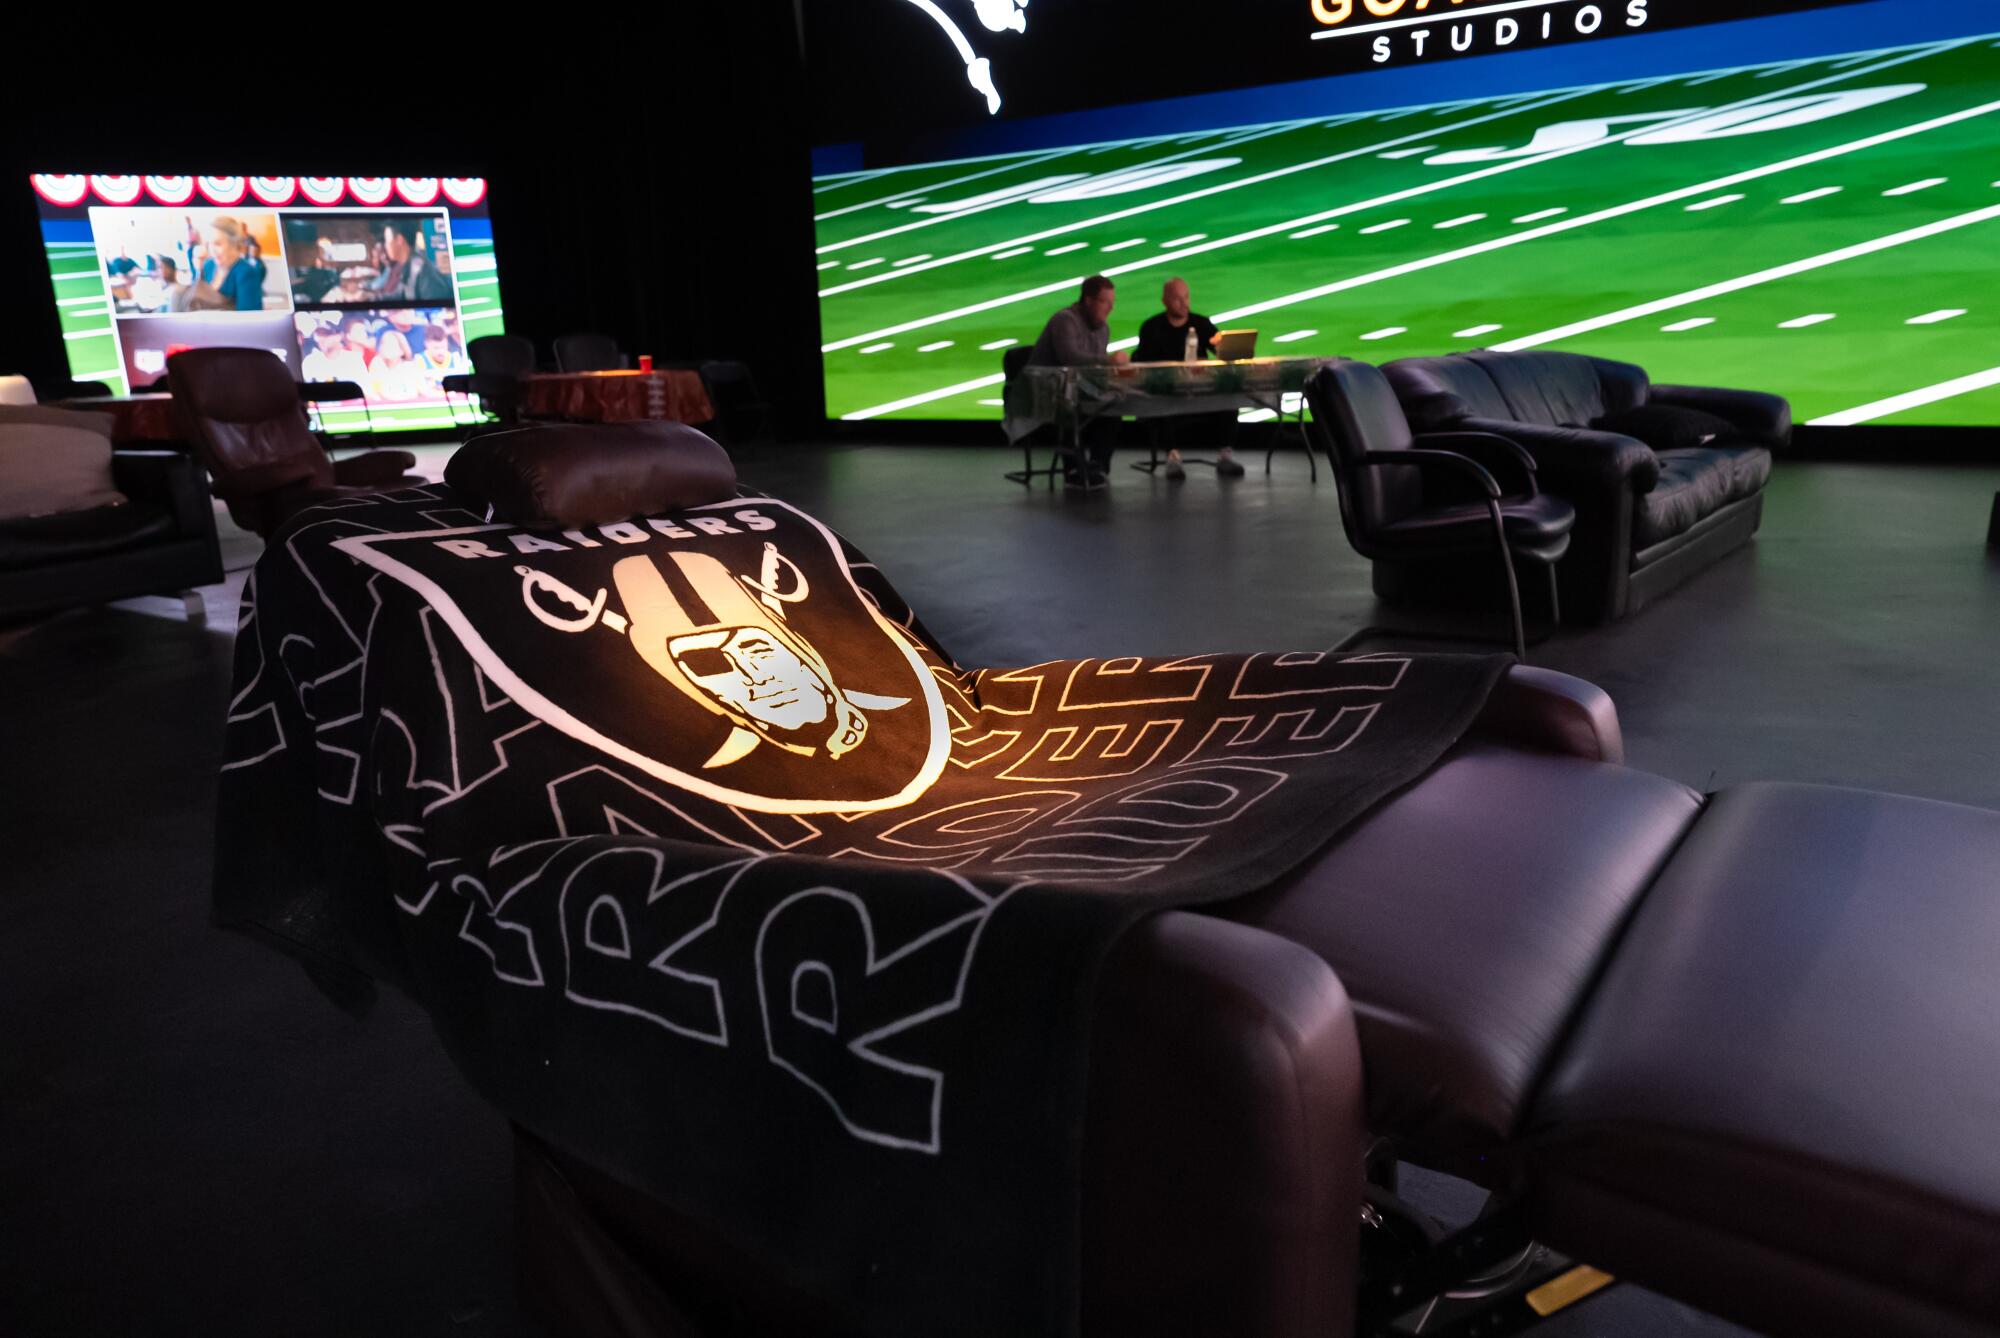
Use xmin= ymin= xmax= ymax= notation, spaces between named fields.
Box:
xmin=1215 ymin=446 xmax=1246 ymax=478
xmin=1164 ymin=449 xmax=1186 ymax=482
xmin=1064 ymin=467 xmax=1108 ymax=491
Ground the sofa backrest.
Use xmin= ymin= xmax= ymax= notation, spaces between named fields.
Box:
xmin=1384 ymin=352 xmax=1650 ymax=431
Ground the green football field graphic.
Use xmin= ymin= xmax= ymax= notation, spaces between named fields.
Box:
xmin=812 ymin=35 xmax=2000 ymax=428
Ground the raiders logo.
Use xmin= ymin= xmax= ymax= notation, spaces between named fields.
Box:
xmin=334 ymin=499 xmax=951 ymax=813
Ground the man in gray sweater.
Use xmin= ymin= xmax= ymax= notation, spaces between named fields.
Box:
xmin=1027 ymin=275 xmax=1128 ymax=486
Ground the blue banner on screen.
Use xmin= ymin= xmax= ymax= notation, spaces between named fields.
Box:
xmin=29 ymin=175 xmax=502 ymax=433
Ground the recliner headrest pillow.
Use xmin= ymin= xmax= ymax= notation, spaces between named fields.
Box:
xmin=444 ymin=421 xmax=737 ymax=529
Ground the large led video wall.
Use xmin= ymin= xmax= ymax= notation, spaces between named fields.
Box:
xmin=30 ymin=175 xmax=502 ymax=432
xmin=808 ymin=1 xmax=1999 ymax=427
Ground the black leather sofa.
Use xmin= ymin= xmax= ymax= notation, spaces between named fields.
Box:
xmin=0 ymin=444 xmax=223 ymax=622
xmin=1382 ymin=351 xmax=1788 ymax=623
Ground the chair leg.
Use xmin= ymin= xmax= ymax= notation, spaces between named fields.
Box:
xmin=1487 ymin=498 xmax=1528 ymax=662
xmin=180 ymin=590 xmax=207 ymax=623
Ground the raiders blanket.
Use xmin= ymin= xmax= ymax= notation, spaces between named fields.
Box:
xmin=215 ymin=484 xmax=1508 ymax=1336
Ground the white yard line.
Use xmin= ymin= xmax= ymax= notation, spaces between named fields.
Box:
xmin=816 ymin=122 xmax=1306 ymax=255
xmin=1495 ymin=203 xmax=2000 ymax=350
xmin=1100 ymin=238 xmax=1149 ymax=251
xmin=843 ymin=373 xmax=1006 ymax=419
xmin=1778 ymin=313 xmax=1837 ymax=328
xmin=1213 ymin=102 xmax=2000 ymax=334
xmin=1661 ymin=317 xmax=1716 ymax=332
xmin=820 ymin=43 xmax=1963 ymax=351
xmin=1686 ymin=193 xmax=1745 ymax=211
xmin=816 ymin=86 xmax=1597 ymax=292
xmin=1455 ymin=324 xmax=1505 ymax=338
xmin=1810 ymin=364 xmax=2000 ymax=425
xmin=1781 ymin=186 xmax=1843 ymax=204
xmin=813 ymin=148 xmax=1076 ymax=222
xmin=1435 ymin=213 xmax=1487 ymax=229
xmin=1906 ymin=308 xmax=1967 ymax=324
xmin=1883 ymin=176 xmax=1947 ymax=195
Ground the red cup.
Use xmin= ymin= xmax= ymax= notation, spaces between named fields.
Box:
xmin=637 ymin=354 xmax=654 ymax=373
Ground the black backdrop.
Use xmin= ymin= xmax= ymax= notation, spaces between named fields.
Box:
xmin=0 ymin=5 xmax=826 ymax=431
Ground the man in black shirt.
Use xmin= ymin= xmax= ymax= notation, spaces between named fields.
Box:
xmin=1134 ymin=277 xmax=1218 ymax=363
xmin=1132 ymin=278 xmax=1242 ymax=479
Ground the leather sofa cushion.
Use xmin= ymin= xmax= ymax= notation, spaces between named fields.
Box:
xmin=1635 ymin=446 xmax=1769 ymax=547
xmin=1385 ymin=352 xmax=1648 ymax=433
xmin=1382 ymin=355 xmax=1514 ymax=432
xmin=1217 ymin=740 xmax=1701 ymax=1172
xmin=0 ymin=406 xmax=127 ymax=520
xmin=0 ymin=499 xmax=174 ymax=569
xmin=1594 ymin=403 xmax=1738 ymax=453
xmin=1465 ymin=351 xmax=1623 ymax=428
xmin=1525 ymin=783 xmax=2000 ymax=1335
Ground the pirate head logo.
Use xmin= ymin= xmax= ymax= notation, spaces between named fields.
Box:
xmin=609 ymin=544 xmax=911 ymax=770
xmin=339 ymin=501 xmax=951 ymax=813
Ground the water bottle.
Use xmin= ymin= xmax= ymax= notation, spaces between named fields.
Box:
xmin=1184 ymin=327 xmax=1198 ymax=362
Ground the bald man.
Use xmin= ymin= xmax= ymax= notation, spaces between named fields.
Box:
xmin=1134 ymin=278 xmax=1242 ymax=479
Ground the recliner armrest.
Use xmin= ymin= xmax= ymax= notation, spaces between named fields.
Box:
xmin=1083 ymin=910 xmax=1364 ymax=1336
xmin=1649 ymin=384 xmax=1792 ymax=449
xmin=111 ymin=450 xmax=211 ymax=535
xmin=1460 ymin=417 xmax=1660 ymax=495
xmin=1468 ymin=665 xmax=1624 ymax=764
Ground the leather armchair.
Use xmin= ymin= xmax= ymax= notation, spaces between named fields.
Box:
xmin=1305 ymin=361 xmax=1575 ymax=658
xmin=167 ymin=347 xmax=422 ymax=538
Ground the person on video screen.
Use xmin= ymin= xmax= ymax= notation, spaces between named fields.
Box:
xmin=302 ymin=321 xmax=368 ymax=385
xmin=155 ymin=258 xmax=190 ymax=313
xmin=372 ymin=220 xmax=451 ymax=302
xmin=418 ymin=324 xmax=465 ymax=377
xmin=368 ymin=329 xmax=427 ymax=401
xmin=341 ymin=314 xmax=377 ymax=368
xmin=186 ymin=216 xmax=267 ymax=311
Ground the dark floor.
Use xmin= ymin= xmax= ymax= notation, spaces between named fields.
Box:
xmin=4 ymin=442 xmax=1997 ymax=1337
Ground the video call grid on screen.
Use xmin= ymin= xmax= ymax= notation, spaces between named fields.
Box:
xmin=31 ymin=177 xmax=502 ymax=433
xmin=806 ymin=1 xmax=2000 ymax=429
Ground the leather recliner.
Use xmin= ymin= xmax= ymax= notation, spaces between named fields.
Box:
xmin=512 ymin=663 xmax=2000 ymax=1338
xmin=1381 ymin=351 xmax=1787 ymax=623
xmin=168 ymin=346 xmax=424 ymax=538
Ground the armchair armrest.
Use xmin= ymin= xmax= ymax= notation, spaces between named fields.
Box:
xmin=1415 ymin=430 xmax=1538 ymax=496
xmin=111 ymin=450 xmax=210 ymax=534
xmin=331 ymin=451 xmax=418 ymax=488
xmin=1357 ymin=448 xmax=1503 ymax=499
xmin=1458 ymin=416 xmax=1660 ymax=495
xmin=1649 ymin=384 xmax=1792 ymax=448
